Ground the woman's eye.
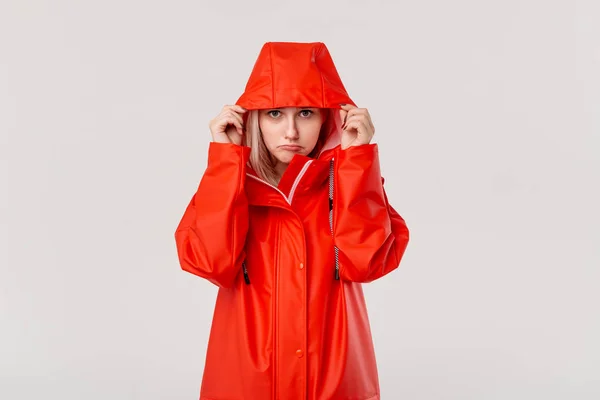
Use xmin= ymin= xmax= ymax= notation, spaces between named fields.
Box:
xmin=299 ymin=109 xmax=313 ymax=117
xmin=268 ymin=110 xmax=281 ymax=118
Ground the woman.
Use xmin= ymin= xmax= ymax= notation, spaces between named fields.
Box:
xmin=175 ymin=42 xmax=410 ymax=400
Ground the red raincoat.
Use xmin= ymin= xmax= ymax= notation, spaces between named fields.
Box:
xmin=175 ymin=42 xmax=410 ymax=400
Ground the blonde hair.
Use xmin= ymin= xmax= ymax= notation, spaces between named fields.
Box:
xmin=244 ymin=109 xmax=333 ymax=186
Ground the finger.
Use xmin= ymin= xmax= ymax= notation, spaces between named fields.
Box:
xmin=359 ymin=113 xmax=374 ymax=132
xmin=343 ymin=119 xmax=360 ymax=132
xmin=223 ymin=104 xmax=248 ymax=113
xmin=343 ymin=108 xmax=369 ymax=125
xmin=338 ymin=108 xmax=348 ymax=127
xmin=342 ymin=114 xmax=364 ymax=130
xmin=347 ymin=108 xmax=369 ymax=118
xmin=357 ymin=119 xmax=372 ymax=138
xmin=226 ymin=110 xmax=244 ymax=128
xmin=344 ymin=119 xmax=372 ymax=138
xmin=229 ymin=128 xmax=243 ymax=143
xmin=344 ymin=110 xmax=370 ymax=122
xmin=340 ymin=104 xmax=357 ymax=123
xmin=361 ymin=109 xmax=375 ymax=131
xmin=229 ymin=104 xmax=247 ymax=113
xmin=342 ymin=119 xmax=357 ymax=131
xmin=219 ymin=111 xmax=244 ymax=135
xmin=224 ymin=125 xmax=243 ymax=145
xmin=224 ymin=116 xmax=244 ymax=135
xmin=342 ymin=106 xmax=354 ymax=117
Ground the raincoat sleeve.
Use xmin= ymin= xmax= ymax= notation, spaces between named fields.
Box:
xmin=332 ymin=143 xmax=410 ymax=283
xmin=174 ymin=142 xmax=251 ymax=288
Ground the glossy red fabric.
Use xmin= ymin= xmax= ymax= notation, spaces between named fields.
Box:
xmin=236 ymin=42 xmax=356 ymax=111
xmin=175 ymin=42 xmax=410 ymax=400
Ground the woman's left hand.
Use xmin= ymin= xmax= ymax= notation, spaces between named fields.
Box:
xmin=339 ymin=104 xmax=375 ymax=150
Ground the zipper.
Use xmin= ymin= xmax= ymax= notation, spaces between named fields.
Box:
xmin=329 ymin=158 xmax=340 ymax=280
xmin=288 ymin=160 xmax=313 ymax=203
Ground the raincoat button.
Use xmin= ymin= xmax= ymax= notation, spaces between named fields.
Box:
xmin=299 ymin=262 xmax=304 ymax=269
xmin=296 ymin=349 xmax=304 ymax=358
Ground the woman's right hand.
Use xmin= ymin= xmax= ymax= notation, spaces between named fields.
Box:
xmin=209 ymin=105 xmax=247 ymax=145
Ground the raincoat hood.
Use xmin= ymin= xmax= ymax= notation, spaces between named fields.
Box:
xmin=235 ymin=42 xmax=357 ymax=154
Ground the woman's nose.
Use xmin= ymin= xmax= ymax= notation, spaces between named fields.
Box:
xmin=284 ymin=118 xmax=299 ymax=139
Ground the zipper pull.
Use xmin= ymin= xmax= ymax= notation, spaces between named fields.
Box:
xmin=242 ymin=261 xmax=250 ymax=285
xmin=333 ymin=245 xmax=340 ymax=281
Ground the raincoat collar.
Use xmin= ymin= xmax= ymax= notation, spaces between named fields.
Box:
xmin=245 ymin=148 xmax=334 ymax=208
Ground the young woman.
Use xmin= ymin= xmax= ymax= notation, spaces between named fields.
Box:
xmin=175 ymin=42 xmax=410 ymax=400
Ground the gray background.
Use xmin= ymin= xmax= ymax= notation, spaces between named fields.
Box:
xmin=1 ymin=0 xmax=599 ymax=399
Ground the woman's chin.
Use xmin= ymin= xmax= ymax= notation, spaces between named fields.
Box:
xmin=274 ymin=152 xmax=295 ymax=164
xmin=276 ymin=157 xmax=293 ymax=165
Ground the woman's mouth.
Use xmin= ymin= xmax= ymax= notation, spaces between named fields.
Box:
xmin=279 ymin=145 xmax=303 ymax=151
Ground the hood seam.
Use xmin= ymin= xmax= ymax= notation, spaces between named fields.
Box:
xmin=318 ymin=43 xmax=325 ymax=107
xmin=269 ymin=43 xmax=275 ymax=108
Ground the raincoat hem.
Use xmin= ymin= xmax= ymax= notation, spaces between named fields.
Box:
xmin=198 ymin=395 xmax=380 ymax=400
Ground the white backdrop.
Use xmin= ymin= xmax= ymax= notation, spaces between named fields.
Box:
xmin=1 ymin=1 xmax=599 ymax=399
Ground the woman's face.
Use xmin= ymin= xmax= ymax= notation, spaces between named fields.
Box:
xmin=258 ymin=107 xmax=325 ymax=165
